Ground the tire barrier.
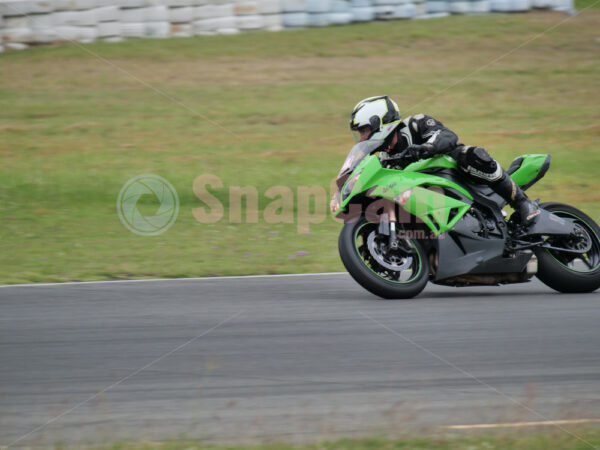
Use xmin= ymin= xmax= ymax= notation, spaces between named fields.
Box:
xmin=0 ymin=0 xmax=575 ymax=51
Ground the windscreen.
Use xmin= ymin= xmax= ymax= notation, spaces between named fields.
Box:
xmin=337 ymin=140 xmax=384 ymax=177
xmin=335 ymin=140 xmax=384 ymax=190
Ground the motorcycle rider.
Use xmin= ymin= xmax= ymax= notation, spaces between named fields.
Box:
xmin=340 ymin=95 xmax=541 ymax=224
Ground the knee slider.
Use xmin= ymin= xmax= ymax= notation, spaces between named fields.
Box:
xmin=463 ymin=146 xmax=497 ymax=173
xmin=472 ymin=147 xmax=493 ymax=166
xmin=457 ymin=146 xmax=502 ymax=182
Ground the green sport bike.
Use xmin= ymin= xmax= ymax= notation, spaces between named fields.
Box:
xmin=334 ymin=140 xmax=600 ymax=299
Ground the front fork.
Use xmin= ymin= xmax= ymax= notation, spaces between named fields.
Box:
xmin=377 ymin=207 xmax=399 ymax=250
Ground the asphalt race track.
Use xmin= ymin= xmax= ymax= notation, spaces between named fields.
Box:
xmin=1 ymin=274 xmax=599 ymax=447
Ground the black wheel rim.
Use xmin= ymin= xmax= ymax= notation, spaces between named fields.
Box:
xmin=546 ymin=211 xmax=600 ymax=273
xmin=353 ymin=222 xmax=423 ymax=284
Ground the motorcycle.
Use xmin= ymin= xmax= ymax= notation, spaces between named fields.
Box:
xmin=333 ymin=140 xmax=600 ymax=299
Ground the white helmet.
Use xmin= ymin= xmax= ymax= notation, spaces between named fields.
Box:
xmin=349 ymin=96 xmax=402 ymax=143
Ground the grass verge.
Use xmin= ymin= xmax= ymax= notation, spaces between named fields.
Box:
xmin=85 ymin=429 xmax=600 ymax=450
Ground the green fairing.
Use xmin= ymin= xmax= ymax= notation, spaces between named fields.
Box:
xmin=339 ymin=153 xmax=551 ymax=236
xmin=372 ymin=185 xmax=472 ymax=235
xmin=509 ymin=154 xmax=549 ymax=187
xmin=340 ymin=155 xmax=472 ymax=235
xmin=403 ymin=154 xmax=458 ymax=172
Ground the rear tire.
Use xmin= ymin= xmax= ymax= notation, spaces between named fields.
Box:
xmin=339 ymin=218 xmax=429 ymax=299
xmin=535 ymin=203 xmax=600 ymax=293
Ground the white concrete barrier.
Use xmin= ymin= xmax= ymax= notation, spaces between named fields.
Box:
xmin=54 ymin=0 xmax=99 ymax=11
xmin=32 ymin=27 xmax=57 ymax=41
xmin=234 ymin=1 xmax=259 ymax=15
xmin=330 ymin=11 xmax=354 ymax=24
xmin=281 ymin=0 xmax=306 ymax=13
xmin=552 ymin=0 xmax=573 ymax=11
xmin=352 ymin=6 xmax=375 ymax=21
xmin=95 ymin=5 xmax=118 ymax=22
xmin=120 ymin=21 xmax=145 ymax=37
xmin=29 ymin=12 xmax=53 ymax=29
xmin=376 ymin=4 xmax=394 ymax=17
xmin=416 ymin=10 xmax=450 ymax=17
xmin=395 ymin=3 xmax=416 ymax=17
xmin=236 ymin=13 xmax=262 ymax=29
xmin=194 ymin=15 xmax=237 ymax=34
xmin=144 ymin=5 xmax=168 ymax=21
xmin=145 ymin=20 xmax=169 ymax=37
xmin=5 ymin=41 xmax=29 ymax=49
xmin=1 ymin=1 xmax=30 ymax=17
xmin=262 ymin=13 xmax=283 ymax=31
xmin=170 ymin=21 xmax=192 ymax=36
xmin=28 ymin=0 xmax=54 ymax=14
xmin=119 ymin=7 xmax=145 ymax=22
xmin=97 ymin=20 xmax=119 ymax=36
xmin=168 ymin=5 xmax=192 ymax=22
xmin=54 ymin=24 xmax=97 ymax=41
xmin=449 ymin=0 xmax=470 ymax=13
xmin=1 ymin=26 xmax=33 ymax=42
xmin=511 ymin=0 xmax=532 ymax=10
xmin=281 ymin=11 xmax=308 ymax=27
xmin=258 ymin=0 xmax=281 ymax=14
xmin=71 ymin=9 xmax=98 ymax=26
xmin=116 ymin=0 xmax=149 ymax=8
xmin=306 ymin=0 xmax=329 ymax=13
xmin=0 ymin=0 xmax=576 ymax=50
xmin=213 ymin=3 xmax=234 ymax=17
xmin=4 ymin=15 xmax=28 ymax=28
xmin=307 ymin=12 xmax=330 ymax=26
xmin=469 ymin=0 xmax=490 ymax=13
xmin=426 ymin=1 xmax=449 ymax=12
xmin=414 ymin=2 xmax=426 ymax=16
xmin=164 ymin=0 xmax=194 ymax=6
xmin=330 ymin=0 xmax=353 ymax=24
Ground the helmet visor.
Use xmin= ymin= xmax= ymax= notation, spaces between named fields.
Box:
xmin=350 ymin=126 xmax=373 ymax=143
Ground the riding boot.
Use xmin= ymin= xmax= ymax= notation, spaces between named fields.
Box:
xmin=491 ymin=171 xmax=541 ymax=225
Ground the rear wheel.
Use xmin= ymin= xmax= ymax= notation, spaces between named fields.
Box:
xmin=535 ymin=203 xmax=600 ymax=293
xmin=338 ymin=218 xmax=429 ymax=299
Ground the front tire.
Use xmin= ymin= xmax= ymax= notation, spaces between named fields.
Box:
xmin=535 ymin=203 xmax=600 ymax=293
xmin=339 ymin=218 xmax=429 ymax=299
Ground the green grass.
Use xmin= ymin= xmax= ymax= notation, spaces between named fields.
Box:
xmin=83 ymin=430 xmax=600 ymax=450
xmin=1 ymin=10 xmax=599 ymax=284
xmin=575 ymin=0 xmax=600 ymax=9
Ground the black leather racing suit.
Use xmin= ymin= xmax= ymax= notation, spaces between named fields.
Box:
xmin=386 ymin=114 xmax=540 ymax=223
xmin=390 ymin=113 xmax=503 ymax=183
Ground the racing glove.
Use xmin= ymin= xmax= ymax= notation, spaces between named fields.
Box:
xmin=384 ymin=144 xmax=433 ymax=168
xmin=405 ymin=144 xmax=434 ymax=162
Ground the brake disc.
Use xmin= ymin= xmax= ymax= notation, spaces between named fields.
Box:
xmin=367 ymin=231 xmax=413 ymax=272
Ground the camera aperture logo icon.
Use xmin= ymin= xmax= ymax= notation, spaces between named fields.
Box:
xmin=117 ymin=174 xmax=179 ymax=236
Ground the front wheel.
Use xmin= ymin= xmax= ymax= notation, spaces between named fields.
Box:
xmin=338 ymin=218 xmax=429 ymax=299
xmin=535 ymin=203 xmax=600 ymax=293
